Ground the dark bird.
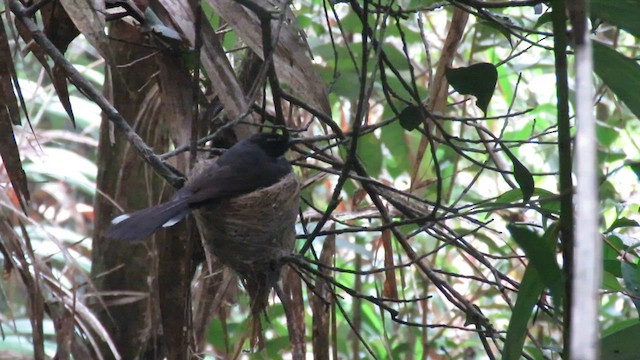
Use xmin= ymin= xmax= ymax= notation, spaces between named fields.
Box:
xmin=106 ymin=132 xmax=293 ymax=241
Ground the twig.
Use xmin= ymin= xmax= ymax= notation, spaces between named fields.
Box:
xmin=9 ymin=0 xmax=185 ymax=188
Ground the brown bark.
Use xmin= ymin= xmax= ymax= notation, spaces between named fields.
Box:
xmin=92 ymin=21 xmax=172 ymax=359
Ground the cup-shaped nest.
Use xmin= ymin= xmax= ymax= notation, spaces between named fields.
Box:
xmin=193 ymin=171 xmax=300 ymax=316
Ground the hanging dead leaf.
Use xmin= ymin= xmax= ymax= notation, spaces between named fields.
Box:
xmin=0 ymin=108 xmax=29 ymax=212
xmin=207 ymin=0 xmax=331 ymax=117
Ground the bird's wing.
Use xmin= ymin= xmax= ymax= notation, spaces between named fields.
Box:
xmin=182 ymin=163 xmax=266 ymax=207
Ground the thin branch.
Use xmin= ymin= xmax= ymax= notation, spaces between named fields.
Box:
xmin=9 ymin=0 xmax=185 ymax=188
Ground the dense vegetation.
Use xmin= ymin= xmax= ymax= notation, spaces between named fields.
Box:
xmin=1 ymin=0 xmax=640 ymax=359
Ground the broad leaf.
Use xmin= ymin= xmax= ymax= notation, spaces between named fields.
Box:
xmin=621 ymin=262 xmax=640 ymax=318
xmin=398 ymin=105 xmax=423 ymax=131
xmin=625 ymin=160 xmax=640 ymax=180
xmin=592 ymin=0 xmax=640 ymax=39
xmin=446 ymin=62 xmax=497 ymax=115
xmin=356 ymin=133 xmax=383 ymax=178
xmin=606 ymin=217 xmax=640 ymax=233
xmin=593 ymin=42 xmax=640 ymax=120
xmin=601 ymin=323 xmax=640 ymax=359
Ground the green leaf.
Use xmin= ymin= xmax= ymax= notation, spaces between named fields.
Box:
xmin=607 ymin=234 xmax=625 ymax=252
xmin=602 ymin=270 xmax=623 ymax=291
xmin=207 ymin=318 xmax=230 ymax=350
xmin=356 ymin=132 xmax=383 ymax=177
xmin=621 ymin=262 xmax=640 ymax=317
xmin=596 ymin=122 xmax=620 ymax=146
xmin=601 ymin=322 xmax=640 ymax=359
xmin=380 ymin=120 xmax=411 ymax=176
xmin=445 ymin=62 xmax=498 ymax=115
xmin=603 ymin=319 xmax=640 ymax=337
xmin=598 ymin=148 xmax=627 ymax=163
xmin=264 ymin=335 xmax=293 ymax=357
xmin=502 ymin=266 xmax=545 ymax=360
xmin=604 ymin=259 xmax=623 ymax=278
xmin=593 ymin=42 xmax=640 ymax=120
xmin=508 ymin=224 xmax=564 ymax=308
xmin=477 ymin=20 xmax=512 ymax=48
xmin=606 ymin=217 xmax=640 ymax=233
xmin=398 ymin=104 xmax=424 ymax=131
xmin=392 ymin=342 xmax=413 ymax=357
xmin=491 ymin=188 xmax=529 ymax=204
xmin=500 ymin=143 xmax=535 ymax=202
xmin=454 ymin=227 xmax=504 ymax=255
xmin=476 ymin=188 xmax=559 ymax=215
xmin=591 ymin=0 xmax=640 ymax=39
xmin=534 ymin=12 xmax=553 ymax=28
xmin=625 ymin=161 xmax=640 ymax=180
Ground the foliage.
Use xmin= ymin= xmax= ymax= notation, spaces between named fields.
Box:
xmin=1 ymin=0 xmax=640 ymax=359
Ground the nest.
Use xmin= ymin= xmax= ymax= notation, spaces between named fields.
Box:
xmin=192 ymin=168 xmax=299 ymax=347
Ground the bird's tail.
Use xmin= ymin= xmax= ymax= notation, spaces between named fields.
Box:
xmin=105 ymin=199 xmax=190 ymax=241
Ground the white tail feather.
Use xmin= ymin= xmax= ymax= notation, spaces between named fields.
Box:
xmin=111 ymin=214 xmax=131 ymax=224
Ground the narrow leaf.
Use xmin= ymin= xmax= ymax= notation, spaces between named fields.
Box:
xmin=502 ymin=266 xmax=545 ymax=360
xmin=500 ymin=143 xmax=535 ymax=202
xmin=51 ymin=65 xmax=76 ymax=127
xmin=0 ymin=110 xmax=29 ymax=212
xmin=445 ymin=62 xmax=497 ymax=115
xmin=508 ymin=224 xmax=563 ymax=308
xmin=0 ymin=15 xmax=21 ymax=125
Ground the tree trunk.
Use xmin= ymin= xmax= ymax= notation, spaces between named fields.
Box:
xmin=92 ymin=20 xmax=175 ymax=359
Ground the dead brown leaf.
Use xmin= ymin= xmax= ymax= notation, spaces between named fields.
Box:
xmin=0 ymin=109 xmax=29 ymax=212
xmin=0 ymin=15 xmax=22 ymax=125
xmin=207 ymin=0 xmax=331 ymax=118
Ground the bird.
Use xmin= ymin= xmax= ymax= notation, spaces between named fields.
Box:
xmin=105 ymin=132 xmax=293 ymax=241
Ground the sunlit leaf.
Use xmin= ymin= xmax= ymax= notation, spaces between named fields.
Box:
xmin=626 ymin=160 xmax=640 ymax=180
xmin=606 ymin=217 xmax=640 ymax=233
xmin=380 ymin=120 xmax=410 ymax=177
xmin=602 ymin=271 xmax=623 ymax=291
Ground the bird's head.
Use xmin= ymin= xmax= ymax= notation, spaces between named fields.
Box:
xmin=248 ymin=132 xmax=291 ymax=157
